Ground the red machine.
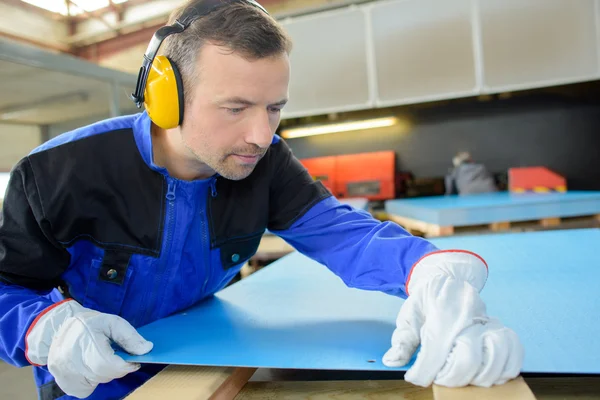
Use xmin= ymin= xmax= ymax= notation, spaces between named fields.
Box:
xmin=299 ymin=156 xmax=337 ymax=194
xmin=300 ymin=151 xmax=396 ymax=201
xmin=508 ymin=166 xmax=566 ymax=193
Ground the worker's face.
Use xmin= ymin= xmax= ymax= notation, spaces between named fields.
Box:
xmin=180 ymin=44 xmax=290 ymax=180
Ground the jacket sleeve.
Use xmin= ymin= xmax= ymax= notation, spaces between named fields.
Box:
xmin=0 ymin=157 xmax=71 ymax=367
xmin=267 ymin=140 xmax=438 ymax=298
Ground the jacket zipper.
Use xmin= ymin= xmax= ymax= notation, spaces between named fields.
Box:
xmin=140 ymin=179 xmax=177 ymax=326
xmin=210 ymin=177 xmax=217 ymax=198
xmin=202 ymin=177 xmax=217 ymax=293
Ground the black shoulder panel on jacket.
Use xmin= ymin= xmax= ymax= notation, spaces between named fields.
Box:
xmin=0 ymin=158 xmax=71 ymax=290
xmin=27 ymin=128 xmax=165 ymax=257
xmin=267 ymin=139 xmax=331 ymax=231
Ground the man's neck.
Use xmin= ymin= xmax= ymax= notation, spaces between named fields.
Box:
xmin=150 ymin=123 xmax=215 ymax=181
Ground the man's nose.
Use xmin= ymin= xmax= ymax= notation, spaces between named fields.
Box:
xmin=245 ymin=111 xmax=273 ymax=148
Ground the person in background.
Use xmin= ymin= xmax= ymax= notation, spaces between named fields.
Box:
xmin=445 ymin=151 xmax=498 ymax=195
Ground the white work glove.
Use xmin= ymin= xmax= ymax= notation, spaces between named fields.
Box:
xmin=383 ymin=251 xmax=524 ymax=388
xmin=26 ymin=299 xmax=153 ymax=399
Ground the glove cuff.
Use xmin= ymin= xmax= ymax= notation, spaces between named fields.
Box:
xmin=406 ymin=250 xmax=488 ymax=296
xmin=25 ymin=299 xmax=87 ymax=366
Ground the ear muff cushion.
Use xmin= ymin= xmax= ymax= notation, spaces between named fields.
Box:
xmin=168 ymin=57 xmax=185 ymax=126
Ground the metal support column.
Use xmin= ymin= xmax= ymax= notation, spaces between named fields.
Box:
xmin=109 ymin=81 xmax=120 ymax=118
xmin=40 ymin=124 xmax=51 ymax=143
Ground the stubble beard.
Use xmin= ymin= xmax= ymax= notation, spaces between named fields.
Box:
xmin=182 ymin=137 xmax=257 ymax=181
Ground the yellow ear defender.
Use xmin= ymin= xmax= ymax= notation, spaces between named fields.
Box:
xmin=144 ymin=55 xmax=184 ymax=130
xmin=130 ymin=0 xmax=268 ymax=129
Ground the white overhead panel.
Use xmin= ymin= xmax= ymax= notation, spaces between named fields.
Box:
xmin=0 ymin=38 xmax=138 ymax=125
xmin=281 ymin=7 xmax=372 ymax=119
xmin=479 ymin=0 xmax=599 ymax=92
xmin=370 ymin=0 xmax=478 ymax=107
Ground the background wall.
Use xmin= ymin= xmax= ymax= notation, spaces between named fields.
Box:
xmin=284 ymin=94 xmax=600 ymax=190
xmin=0 ymin=123 xmax=40 ymax=171
xmin=47 ymin=113 xmax=115 ymax=139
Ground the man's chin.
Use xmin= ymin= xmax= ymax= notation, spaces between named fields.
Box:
xmin=217 ymin=165 xmax=256 ymax=181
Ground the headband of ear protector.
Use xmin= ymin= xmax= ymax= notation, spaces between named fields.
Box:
xmin=130 ymin=0 xmax=269 ymax=129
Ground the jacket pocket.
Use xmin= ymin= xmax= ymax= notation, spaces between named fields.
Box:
xmin=82 ymin=250 xmax=133 ymax=315
xmin=219 ymin=233 xmax=263 ymax=270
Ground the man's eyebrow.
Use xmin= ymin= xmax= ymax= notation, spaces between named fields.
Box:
xmin=215 ymin=97 xmax=288 ymax=107
xmin=270 ymin=99 xmax=288 ymax=107
xmin=216 ymin=97 xmax=255 ymax=106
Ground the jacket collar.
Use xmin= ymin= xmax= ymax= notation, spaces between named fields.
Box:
xmin=133 ymin=111 xmax=170 ymax=176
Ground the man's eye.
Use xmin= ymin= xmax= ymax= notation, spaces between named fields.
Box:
xmin=228 ymin=108 xmax=244 ymax=115
xmin=268 ymin=107 xmax=282 ymax=114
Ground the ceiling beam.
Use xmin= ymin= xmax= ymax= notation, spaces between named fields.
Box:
xmin=71 ymin=0 xmax=152 ymax=21
xmin=108 ymin=0 xmax=122 ymax=14
xmin=73 ymin=22 xmax=159 ymax=61
xmin=68 ymin=0 xmax=118 ymax=31
xmin=0 ymin=31 xmax=72 ymax=54
xmin=108 ymin=0 xmax=126 ymax=23
xmin=0 ymin=36 xmax=136 ymax=85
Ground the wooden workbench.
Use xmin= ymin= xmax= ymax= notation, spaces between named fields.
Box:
xmin=126 ymin=365 xmax=600 ymax=399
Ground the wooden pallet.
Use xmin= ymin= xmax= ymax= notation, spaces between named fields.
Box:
xmin=243 ymin=235 xmax=295 ymax=276
xmin=387 ymin=213 xmax=600 ymax=238
xmin=125 ymin=365 xmax=600 ymax=400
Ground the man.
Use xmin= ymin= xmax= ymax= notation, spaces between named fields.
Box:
xmin=445 ymin=151 xmax=498 ymax=195
xmin=0 ymin=1 xmax=523 ymax=399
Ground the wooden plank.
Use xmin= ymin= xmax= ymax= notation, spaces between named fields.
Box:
xmin=253 ymin=236 xmax=294 ymax=261
xmin=387 ymin=214 xmax=456 ymax=237
xmin=433 ymin=377 xmax=536 ymax=400
xmin=388 ymin=214 xmax=441 ymax=236
xmin=490 ymin=221 xmax=511 ymax=231
xmin=237 ymin=380 xmax=434 ymax=399
xmin=211 ymin=368 xmax=257 ymax=400
xmin=125 ymin=367 xmax=600 ymax=400
xmin=125 ymin=366 xmax=256 ymax=400
xmin=238 ymin=377 xmax=600 ymax=399
xmin=540 ymin=218 xmax=561 ymax=228
xmin=429 ymin=225 xmax=454 ymax=237
xmin=526 ymin=377 xmax=600 ymax=400
xmin=240 ymin=262 xmax=256 ymax=279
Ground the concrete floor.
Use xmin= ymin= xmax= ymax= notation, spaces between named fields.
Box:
xmin=0 ymin=360 xmax=38 ymax=399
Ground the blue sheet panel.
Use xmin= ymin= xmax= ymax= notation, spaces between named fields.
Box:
xmin=385 ymin=191 xmax=600 ymax=226
xmin=123 ymin=229 xmax=600 ymax=374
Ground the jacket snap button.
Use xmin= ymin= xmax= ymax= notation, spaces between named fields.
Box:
xmin=231 ymin=254 xmax=240 ymax=263
xmin=106 ymin=269 xmax=118 ymax=280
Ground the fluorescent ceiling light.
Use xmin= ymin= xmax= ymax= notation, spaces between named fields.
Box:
xmin=20 ymin=0 xmax=128 ymax=16
xmin=281 ymin=117 xmax=399 ymax=139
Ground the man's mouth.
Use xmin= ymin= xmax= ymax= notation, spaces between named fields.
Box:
xmin=232 ymin=154 xmax=262 ymax=164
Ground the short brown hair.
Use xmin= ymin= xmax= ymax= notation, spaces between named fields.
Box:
xmin=161 ymin=0 xmax=292 ymax=105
